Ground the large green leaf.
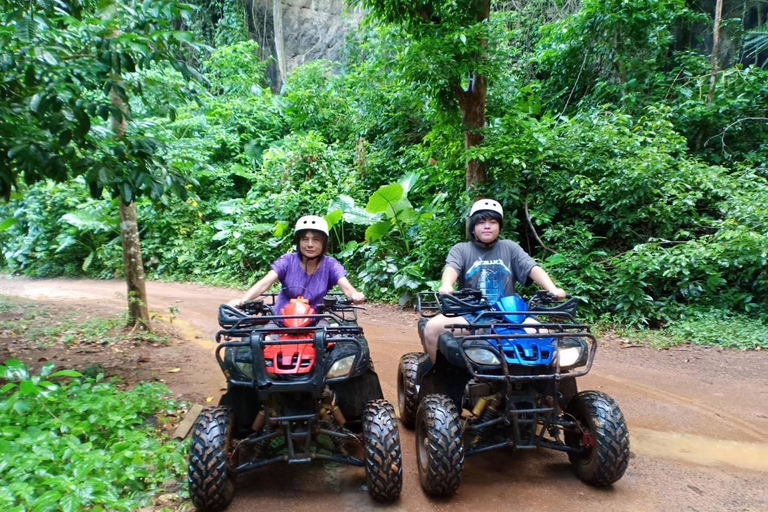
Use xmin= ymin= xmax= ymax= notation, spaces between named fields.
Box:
xmin=0 ymin=218 xmax=17 ymax=231
xmin=367 ymin=183 xmax=404 ymax=215
xmin=329 ymin=195 xmax=380 ymax=225
xmin=325 ymin=209 xmax=343 ymax=230
xmin=61 ymin=211 xmax=117 ymax=232
xmin=365 ymin=220 xmax=393 ymax=242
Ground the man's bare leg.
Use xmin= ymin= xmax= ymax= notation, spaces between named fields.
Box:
xmin=423 ymin=314 xmax=469 ymax=362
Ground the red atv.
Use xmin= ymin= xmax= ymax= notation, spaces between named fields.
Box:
xmin=188 ymin=294 xmax=402 ymax=511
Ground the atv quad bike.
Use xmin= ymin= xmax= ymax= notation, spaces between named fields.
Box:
xmin=399 ymin=290 xmax=629 ymax=497
xmin=188 ymin=294 xmax=402 ymax=511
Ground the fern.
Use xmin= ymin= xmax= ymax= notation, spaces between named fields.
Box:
xmin=744 ymin=25 xmax=768 ymax=65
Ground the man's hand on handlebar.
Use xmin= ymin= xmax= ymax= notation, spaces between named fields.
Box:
xmin=548 ymin=288 xmax=567 ymax=300
xmin=351 ymin=291 xmax=366 ymax=304
xmin=438 ymin=284 xmax=455 ymax=295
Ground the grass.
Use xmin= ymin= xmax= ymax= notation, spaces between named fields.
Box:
xmin=0 ymin=295 xmax=190 ymax=511
xmin=597 ymin=307 xmax=768 ymax=350
xmin=0 ymin=295 xmax=170 ymax=348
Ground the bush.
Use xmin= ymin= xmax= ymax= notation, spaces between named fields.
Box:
xmin=0 ymin=360 xmax=187 ymax=511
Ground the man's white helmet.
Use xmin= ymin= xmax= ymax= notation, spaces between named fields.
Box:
xmin=469 ymin=199 xmax=504 ymax=218
xmin=294 ymin=215 xmax=329 ymax=236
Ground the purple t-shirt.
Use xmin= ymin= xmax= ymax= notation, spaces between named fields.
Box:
xmin=271 ymin=252 xmax=347 ymax=314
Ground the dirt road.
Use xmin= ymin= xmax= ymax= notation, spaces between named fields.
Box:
xmin=2 ymin=277 xmax=767 ymax=512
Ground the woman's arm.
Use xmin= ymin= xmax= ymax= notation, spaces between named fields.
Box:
xmin=229 ymin=270 xmax=280 ymax=306
xmin=337 ymin=276 xmax=365 ymax=304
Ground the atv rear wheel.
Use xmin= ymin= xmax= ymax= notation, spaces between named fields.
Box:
xmin=415 ymin=394 xmax=464 ymax=497
xmin=188 ymin=407 xmax=237 ymax=511
xmin=397 ymin=352 xmax=421 ymax=429
xmin=363 ymin=399 xmax=403 ymax=501
xmin=565 ymin=391 xmax=630 ymax=486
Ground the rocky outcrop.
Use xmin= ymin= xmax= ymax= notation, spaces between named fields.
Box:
xmin=281 ymin=0 xmax=363 ymax=70
xmin=251 ymin=0 xmax=364 ymax=88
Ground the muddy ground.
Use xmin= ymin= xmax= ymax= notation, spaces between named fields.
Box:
xmin=1 ymin=276 xmax=767 ymax=512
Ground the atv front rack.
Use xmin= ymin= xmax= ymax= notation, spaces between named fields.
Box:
xmin=216 ymin=324 xmax=365 ymax=389
xmin=442 ymin=308 xmax=596 ymax=382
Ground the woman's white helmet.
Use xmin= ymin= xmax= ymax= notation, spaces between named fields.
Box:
xmin=469 ymin=199 xmax=503 ymax=218
xmin=294 ymin=215 xmax=329 ymax=236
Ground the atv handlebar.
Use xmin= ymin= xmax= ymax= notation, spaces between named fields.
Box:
xmin=416 ymin=289 xmax=579 ymax=319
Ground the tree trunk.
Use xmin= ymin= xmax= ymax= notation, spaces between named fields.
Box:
xmin=273 ymin=0 xmax=287 ymax=88
xmin=707 ymin=0 xmax=724 ymax=106
xmin=119 ymin=200 xmax=150 ymax=328
xmin=455 ymin=73 xmax=488 ymax=189
xmin=457 ymin=0 xmax=491 ymax=191
xmin=111 ymin=85 xmax=151 ymax=329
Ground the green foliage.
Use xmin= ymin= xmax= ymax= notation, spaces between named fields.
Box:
xmin=205 ymin=40 xmax=270 ymax=92
xmin=0 ymin=0 xmax=203 ymax=201
xmin=0 ymin=360 xmax=187 ymax=511
xmin=282 ymin=60 xmax=358 ymax=142
xmin=535 ymin=0 xmax=690 ymax=112
xmin=0 ymin=180 xmax=122 ymax=278
xmin=3 ymin=0 xmax=768 ymax=337
xmin=616 ymin=307 xmax=768 ymax=350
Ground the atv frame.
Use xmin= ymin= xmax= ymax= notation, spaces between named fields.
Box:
xmin=188 ymin=294 xmax=402 ymax=511
xmin=399 ymin=290 xmax=629 ymax=497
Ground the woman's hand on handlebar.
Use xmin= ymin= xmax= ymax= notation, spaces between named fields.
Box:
xmin=227 ymin=298 xmax=243 ymax=308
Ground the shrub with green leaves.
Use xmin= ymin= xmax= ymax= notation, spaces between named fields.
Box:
xmin=0 ymin=360 xmax=187 ymax=512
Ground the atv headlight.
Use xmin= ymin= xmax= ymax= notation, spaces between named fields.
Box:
xmin=557 ymin=338 xmax=588 ymax=368
xmin=465 ymin=347 xmax=501 ymax=366
xmin=327 ymin=355 xmax=355 ymax=378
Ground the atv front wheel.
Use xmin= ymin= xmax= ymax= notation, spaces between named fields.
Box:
xmin=397 ymin=352 xmax=421 ymax=429
xmin=415 ymin=394 xmax=464 ymax=497
xmin=363 ymin=399 xmax=403 ymax=501
xmin=188 ymin=407 xmax=237 ymax=511
xmin=565 ymin=391 xmax=630 ymax=486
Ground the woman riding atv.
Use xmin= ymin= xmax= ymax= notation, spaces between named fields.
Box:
xmin=229 ymin=215 xmax=365 ymax=312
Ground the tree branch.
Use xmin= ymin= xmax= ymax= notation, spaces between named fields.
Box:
xmin=704 ymin=117 xmax=768 ymax=154
xmin=524 ymin=194 xmax=557 ymax=254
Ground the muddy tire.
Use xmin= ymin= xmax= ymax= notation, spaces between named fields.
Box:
xmin=418 ymin=317 xmax=429 ymax=345
xmin=188 ymin=407 xmax=236 ymax=511
xmin=363 ymin=399 xmax=403 ymax=501
xmin=565 ymin=391 xmax=630 ymax=486
xmin=397 ymin=352 xmax=421 ymax=429
xmin=415 ymin=394 xmax=464 ymax=497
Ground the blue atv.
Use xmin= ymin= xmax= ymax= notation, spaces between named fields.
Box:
xmin=398 ymin=290 xmax=629 ymax=497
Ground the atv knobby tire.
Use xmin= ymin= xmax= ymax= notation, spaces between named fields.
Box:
xmin=363 ymin=399 xmax=403 ymax=501
xmin=565 ymin=390 xmax=630 ymax=486
xmin=397 ymin=352 xmax=421 ymax=429
xmin=415 ymin=394 xmax=464 ymax=497
xmin=188 ymin=407 xmax=236 ymax=511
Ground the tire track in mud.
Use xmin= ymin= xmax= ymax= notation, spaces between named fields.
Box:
xmin=596 ymin=373 xmax=764 ymax=442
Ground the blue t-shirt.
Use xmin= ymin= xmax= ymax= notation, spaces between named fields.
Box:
xmin=271 ymin=252 xmax=347 ymax=314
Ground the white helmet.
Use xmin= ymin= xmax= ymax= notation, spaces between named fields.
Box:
xmin=469 ymin=199 xmax=503 ymax=218
xmin=294 ymin=215 xmax=329 ymax=236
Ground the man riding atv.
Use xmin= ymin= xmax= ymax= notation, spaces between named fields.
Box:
xmin=399 ymin=199 xmax=630 ymax=497
xmin=423 ymin=199 xmax=566 ymax=361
